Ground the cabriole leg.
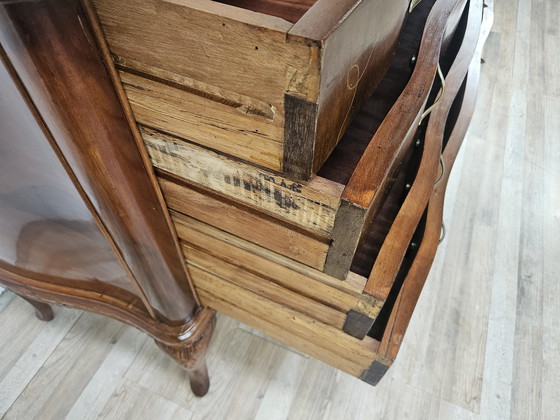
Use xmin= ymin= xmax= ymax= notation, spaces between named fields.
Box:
xmin=155 ymin=309 xmax=215 ymax=397
xmin=18 ymin=294 xmax=54 ymax=321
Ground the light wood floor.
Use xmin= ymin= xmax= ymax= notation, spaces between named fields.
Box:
xmin=1 ymin=0 xmax=558 ymax=418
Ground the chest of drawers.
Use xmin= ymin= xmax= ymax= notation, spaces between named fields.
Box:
xmin=0 ymin=0 xmax=492 ymax=395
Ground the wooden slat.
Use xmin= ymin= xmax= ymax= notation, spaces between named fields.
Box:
xmin=185 ymin=247 xmax=346 ymax=329
xmin=189 ymin=265 xmax=381 ymax=377
xmin=121 ymin=71 xmax=284 ymax=170
xmin=343 ymin=0 xmax=460 ymax=208
xmin=364 ymin=0 xmax=482 ymax=299
xmin=173 ymin=213 xmax=375 ymax=313
xmin=379 ymin=20 xmax=488 ymax=360
xmin=159 ymin=177 xmax=329 ymax=270
xmin=93 ymin=0 xmax=320 ymax=109
xmin=143 ymin=126 xmax=343 ymax=236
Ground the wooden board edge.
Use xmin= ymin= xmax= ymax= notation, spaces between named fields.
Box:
xmin=283 ymin=93 xmax=317 ymax=181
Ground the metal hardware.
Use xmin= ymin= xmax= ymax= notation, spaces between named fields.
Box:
xmin=439 ymin=221 xmax=446 ymax=244
xmin=409 ymin=0 xmax=422 ymax=12
xmin=420 ymin=64 xmax=446 ymax=124
xmin=434 ymin=155 xmax=446 ymax=187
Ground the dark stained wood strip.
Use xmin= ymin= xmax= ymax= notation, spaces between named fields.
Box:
xmin=283 ymin=94 xmax=317 ymax=180
xmin=343 ymin=0 xmax=461 ymax=208
xmin=378 ymin=0 xmax=492 ymax=360
xmin=364 ymin=0 xmax=483 ymax=300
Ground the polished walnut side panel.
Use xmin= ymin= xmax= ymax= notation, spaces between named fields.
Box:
xmin=0 ymin=0 xmax=196 ymax=324
xmin=0 ymin=0 xmax=215 ymax=396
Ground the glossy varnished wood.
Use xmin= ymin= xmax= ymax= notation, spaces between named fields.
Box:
xmin=0 ymin=0 xmax=197 ymax=323
xmin=0 ymin=0 xmax=215 ymax=396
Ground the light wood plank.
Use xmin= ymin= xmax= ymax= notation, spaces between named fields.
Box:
xmin=143 ymin=126 xmax=342 ymax=236
xmin=509 ymin=89 xmax=546 ymax=420
xmin=479 ymin=88 xmax=525 ymax=420
xmin=122 ymin=71 xmax=284 ymax=170
xmin=160 ymin=177 xmax=329 ymax=270
xmin=174 ymin=213 xmax=368 ymax=307
xmin=190 ymin=266 xmax=381 ymax=375
xmin=541 ymin=95 xmax=560 ymax=420
xmin=65 ymin=326 xmax=147 ymax=420
xmin=5 ymin=313 xmax=128 ymax=420
xmin=93 ymin=0 xmax=319 ymax=108
xmin=186 ymin=248 xmax=347 ymax=328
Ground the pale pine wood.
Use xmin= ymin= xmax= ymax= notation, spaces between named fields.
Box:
xmin=173 ymin=213 xmax=381 ymax=316
xmin=159 ymin=177 xmax=329 ymax=270
xmin=191 ymin=273 xmax=380 ymax=377
xmin=186 ymin=252 xmax=347 ymax=329
xmin=93 ymin=0 xmax=317 ymax=108
xmin=121 ymin=71 xmax=284 ymax=171
xmin=143 ymin=126 xmax=343 ymax=236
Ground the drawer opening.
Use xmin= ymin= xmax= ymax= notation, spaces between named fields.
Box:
xmin=317 ymin=0 xmax=468 ymax=185
xmin=323 ymin=0 xmax=470 ymax=280
xmin=350 ymin=133 xmax=424 ymax=278
xmin=317 ymin=0 xmax=434 ymax=185
xmin=212 ymin=0 xmax=319 ymax=23
xmin=368 ymin=209 xmax=427 ymax=341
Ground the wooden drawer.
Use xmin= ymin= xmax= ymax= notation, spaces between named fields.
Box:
xmin=150 ymin=0 xmax=458 ymax=277
xmin=176 ymin=0 xmax=491 ymax=384
xmin=92 ymin=0 xmax=411 ymax=180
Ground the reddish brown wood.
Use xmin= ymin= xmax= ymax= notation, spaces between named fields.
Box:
xmin=0 ymin=0 xmax=215 ymax=396
xmin=322 ymin=0 xmax=437 ymax=279
xmin=0 ymin=0 xmax=196 ymax=324
xmin=377 ymin=0 xmax=492 ymax=362
xmin=364 ymin=0 xmax=483 ymax=300
xmin=18 ymin=294 xmax=54 ymax=322
xmin=155 ymin=308 xmax=215 ymax=397
xmin=343 ymin=0 xmax=461 ymax=209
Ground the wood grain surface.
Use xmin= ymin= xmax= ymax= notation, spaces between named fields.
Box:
xmin=2 ymin=0 xmax=558 ymax=417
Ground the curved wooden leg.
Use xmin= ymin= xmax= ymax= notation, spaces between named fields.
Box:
xmin=155 ymin=308 xmax=215 ymax=397
xmin=18 ymin=294 xmax=54 ymax=321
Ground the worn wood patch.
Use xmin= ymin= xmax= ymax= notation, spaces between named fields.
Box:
xmin=121 ymin=71 xmax=283 ymax=171
xmin=283 ymin=94 xmax=317 ymax=180
xmin=159 ymin=177 xmax=329 ymax=270
xmin=143 ymin=127 xmax=342 ymax=235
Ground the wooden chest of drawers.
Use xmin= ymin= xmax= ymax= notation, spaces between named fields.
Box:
xmin=92 ymin=0 xmax=411 ymax=180
xmin=0 ymin=0 xmax=492 ymax=395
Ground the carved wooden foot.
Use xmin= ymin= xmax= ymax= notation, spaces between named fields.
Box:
xmin=19 ymin=295 xmax=54 ymax=321
xmin=155 ymin=308 xmax=215 ymax=397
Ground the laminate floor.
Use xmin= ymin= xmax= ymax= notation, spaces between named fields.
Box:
xmin=0 ymin=0 xmax=558 ymax=418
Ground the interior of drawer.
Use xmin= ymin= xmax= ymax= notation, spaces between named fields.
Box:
xmin=316 ymin=0 xmax=433 ymax=185
xmin=213 ymin=0 xmax=318 ymax=23
xmin=348 ymin=6 xmax=468 ymax=279
xmin=363 ymin=1 xmax=476 ymax=341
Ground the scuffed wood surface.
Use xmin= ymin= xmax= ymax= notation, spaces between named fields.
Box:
xmin=142 ymin=126 xmax=342 ymax=236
